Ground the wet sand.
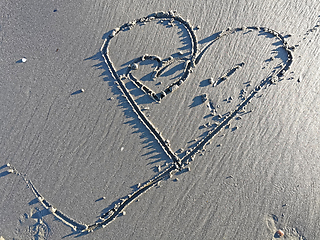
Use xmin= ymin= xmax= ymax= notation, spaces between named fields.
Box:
xmin=1 ymin=1 xmax=320 ymax=239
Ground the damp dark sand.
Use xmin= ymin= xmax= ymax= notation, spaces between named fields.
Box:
xmin=1 ymin=1 xmax=320 ymax=239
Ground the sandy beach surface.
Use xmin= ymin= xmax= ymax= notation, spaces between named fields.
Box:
xmin=1 ymin=0 xmax=320 ymax=239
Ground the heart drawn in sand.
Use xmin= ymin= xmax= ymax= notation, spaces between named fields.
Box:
xmin=6 ymin=11 xmax=295 ymax=234
xmin=82 ymin=10 xmax=294 ymax=232
xmin=101 ymin=10 xmax=293 ymax=168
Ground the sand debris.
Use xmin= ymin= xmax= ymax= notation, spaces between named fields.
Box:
xmin=276 ymin=229 xmax=284 ymax=237
xmin=201 ymin=93 xmax=208 ymax=103
xmin=131 ymin=63 xmax=139 ymax=70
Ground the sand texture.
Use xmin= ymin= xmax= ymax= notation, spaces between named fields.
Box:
xmin=1 ymin=1 xmax=320 ymax=239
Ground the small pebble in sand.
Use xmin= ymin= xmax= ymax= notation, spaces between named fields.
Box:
xmin=7 ymin=169 xmax=14 ymax=173
xmin=21 ymin=57 xmax=27 ymax=63
xmin=6 ymin=163 xmax=10 ymax=167
xmin=131 ymin=63 xmax=139 ymax=70
xmin=49 ymin=206 xmax=56 ymax=213
xmin=109 ymin=30 xmax=116 ymax=38
xmin=201 ymin=94 xmax=208 ymax=103
xmin=122 ymin=211 xmax=126 ymax=216
xmin=276 ymin=229 xmax=284 ymax=237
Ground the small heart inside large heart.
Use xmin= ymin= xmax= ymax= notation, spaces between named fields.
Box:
xmin=105 ymin=13 xmax=288 ymax=158
xmin=107 ymin=15 xmax=195 ymax=102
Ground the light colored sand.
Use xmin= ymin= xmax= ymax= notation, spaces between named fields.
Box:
xmin=1 ymin=0 xmax=320 ymax=239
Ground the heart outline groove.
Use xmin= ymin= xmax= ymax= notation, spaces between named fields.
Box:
xmin=5 ymin=10 xmax=296 ymax=234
